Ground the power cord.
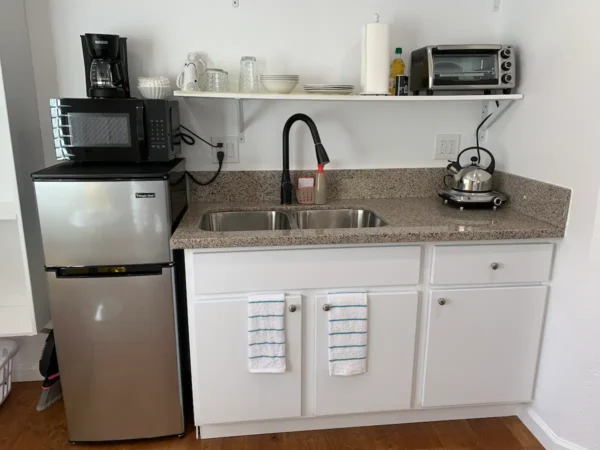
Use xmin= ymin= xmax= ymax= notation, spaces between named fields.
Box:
xmin=186 ymin=150 xmax=225 ymax=186
xmin=179 ymin=125 xmax=225 ymax=186
xmin=180 ymin=125 xmax=223 ymax=148
xmin=474 ymin=101 xmax=498 ymax=163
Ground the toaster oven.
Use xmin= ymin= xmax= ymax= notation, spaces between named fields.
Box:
xmin=410 ymin=45 xmax=516 ymax=95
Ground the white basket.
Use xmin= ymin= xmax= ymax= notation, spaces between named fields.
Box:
xmin=0 ymin=340 xmax=19 ymax=406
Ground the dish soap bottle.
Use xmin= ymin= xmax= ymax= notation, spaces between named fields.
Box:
xmin=315 ymin=164 xmax=327 ymax=205
xmin=389 ymin=48 xmax=406 ymax=95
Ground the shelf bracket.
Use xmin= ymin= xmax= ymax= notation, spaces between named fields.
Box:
xmin=479 ymin=99 xmax=516 ymax=142
xmin=237 ymin=99 xmax=245 ymax=143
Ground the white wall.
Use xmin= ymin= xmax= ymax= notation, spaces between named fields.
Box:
xmin=496 ymin=1 xmax=600 ymax=448
xmin=27 ymin=0 xmax=503 ymax=170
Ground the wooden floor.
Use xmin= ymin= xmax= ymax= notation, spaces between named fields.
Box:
xmin=0 ymin=382 xmax=544 ymax=450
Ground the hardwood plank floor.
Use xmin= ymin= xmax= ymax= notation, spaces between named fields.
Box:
xmin=0 ymin=382 xmax=544 ymax=450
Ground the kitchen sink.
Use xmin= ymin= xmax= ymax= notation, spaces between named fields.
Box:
xmin=294 ymin=209 xmax=387 ymax=229
xmin=199 ymin=211 xmax=292 ymax=232
xmin=200 ymin=208 xmax=387 ymax=232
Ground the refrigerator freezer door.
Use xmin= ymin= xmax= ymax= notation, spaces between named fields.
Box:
xmin=46 ymin=267 xmax=184 ymax=442
xmin=35 ymin=180 xmax=171 ymax=266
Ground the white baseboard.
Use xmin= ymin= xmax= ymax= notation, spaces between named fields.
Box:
xmin=518 ymin=406 xmax=588 ymax=450
xmin=200 ymin=404 xmax=519 ymax=439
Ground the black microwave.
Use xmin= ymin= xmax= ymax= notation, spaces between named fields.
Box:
xmin=50 ymin=98 xmax=181 ymax=162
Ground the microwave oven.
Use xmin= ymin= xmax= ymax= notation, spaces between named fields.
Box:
xmin=410 ymin=45 xmax=516 ymax=95
xmin=50 ymin=98 xmax=181 ymax=162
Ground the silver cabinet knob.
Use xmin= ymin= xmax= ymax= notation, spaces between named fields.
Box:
xmin=438 ymin=298 xmax=447 ymax=306
xmin=289 ymin=305 xmax=297 ymax=313
xmin=491 ymin=262 xmax=500 ymax=270
xmin=323 ymin=304 xmax=331 ymax=312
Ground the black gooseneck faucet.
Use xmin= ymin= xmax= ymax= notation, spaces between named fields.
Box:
xmin=281 ymin=114 xmax=330 ymax=205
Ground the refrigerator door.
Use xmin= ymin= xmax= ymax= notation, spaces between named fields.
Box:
xmin=35 ymin=180 xmax=171 ymax=267
xmin=46 ymin=265 xmax=184 ymax=442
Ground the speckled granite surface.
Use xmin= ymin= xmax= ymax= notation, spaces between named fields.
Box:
xmin=171 ymin=197 xmax=564 ymax=249
xmin=188 ymin=169 xmax=448 ymax=202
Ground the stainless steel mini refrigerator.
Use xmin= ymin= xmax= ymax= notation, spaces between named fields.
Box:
xmin=32 ymin=159 xmax=187 ymax=443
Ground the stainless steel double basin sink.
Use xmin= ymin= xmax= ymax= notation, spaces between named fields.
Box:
xmin=200 ymin=208 xmax=387 ymax=232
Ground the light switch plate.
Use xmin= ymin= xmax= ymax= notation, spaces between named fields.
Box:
xmin=211 ymin=136 xmax=239 ymax=164
xmin=434 ymin=134 xmax=461 ymax=160
xmin=493 ymin=0 xmax=502 ymax=12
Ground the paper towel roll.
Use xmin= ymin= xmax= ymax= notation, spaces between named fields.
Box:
xmin=361 ymin=16 xmax=390 ymax=95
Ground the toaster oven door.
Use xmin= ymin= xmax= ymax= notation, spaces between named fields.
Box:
xmin=431 ymin=46 xmax=500 ymax=89
xmin=50 ymin=98 xmax=146 ymax=162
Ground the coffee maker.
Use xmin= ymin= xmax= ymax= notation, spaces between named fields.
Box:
xmin=81 ymin=33 xmax=130 ymax=98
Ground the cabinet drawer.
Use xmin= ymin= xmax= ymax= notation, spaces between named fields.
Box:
xmin=431 ymin=243 xmax=554 ymax=285
xmin=191 ymin=246 xmax=421 ymax=295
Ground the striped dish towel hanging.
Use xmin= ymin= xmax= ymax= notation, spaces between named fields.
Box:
xmin=327 ymin=292 xmax=368 ymax=376
xmin=248 ymin=293 xmax=286 ymax=373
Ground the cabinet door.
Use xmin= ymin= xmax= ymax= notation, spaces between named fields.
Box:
xmin=192 ymin=295 xmax=302 ymax=425
xmin=422 ymin=286 xmax=547 ymax=407
xmin=315 ymin=291 xmax=419 ymax=416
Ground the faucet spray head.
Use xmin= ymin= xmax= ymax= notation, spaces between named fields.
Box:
xmin=315 ymin=143 xmax=330 ymax=166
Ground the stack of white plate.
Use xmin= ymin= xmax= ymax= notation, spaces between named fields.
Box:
xmin=303 ymin=84 xmax=355 ymax=95
xmin=259 ymin=75 xmax=299 ymax=94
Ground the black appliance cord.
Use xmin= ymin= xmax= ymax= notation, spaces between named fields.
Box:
xmin=474 ymin=100 xmax=500 ymax=163
xmin=179 ymin=125 xmax=225 ymax=186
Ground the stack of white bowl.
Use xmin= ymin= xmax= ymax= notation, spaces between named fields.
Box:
xmin=259 ymin=75 xmax=299 ymax=94
xmin=138 ymin=77 xmax=172 ymax=99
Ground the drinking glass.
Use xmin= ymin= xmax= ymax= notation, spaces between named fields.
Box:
xmin=204 ymin=69 xmax=229 ymax=92
xmin=239 ymin=57 xmax=258 ymax=93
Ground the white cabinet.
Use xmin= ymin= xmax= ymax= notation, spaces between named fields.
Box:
xmin=315 ymin=291 xmax=418 ymax=416
xmin=191 ymin=295 xmax=303 ymax=425
xmin=422 ymin=286 xmax=547 ymax=407
xmin=431 ymin=244 xmax=554 ymax=285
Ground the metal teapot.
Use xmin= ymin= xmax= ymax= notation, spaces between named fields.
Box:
xmin=446 ymin=147 xmax=496 ymax=193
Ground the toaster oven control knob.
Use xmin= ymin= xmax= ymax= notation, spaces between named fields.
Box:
xmin=502 ymin=74 xmax=513 ymax=84
xmin=501 ymin=48 xmax=512 ymax=59
xmin=501 ymin=61 xmax=513 ymax=71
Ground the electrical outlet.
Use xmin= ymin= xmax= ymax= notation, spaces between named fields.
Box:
xmin=435 ymin=134 xmax=461 ymax=160
xmin=211 ymin=136 xmax=239 ymax=164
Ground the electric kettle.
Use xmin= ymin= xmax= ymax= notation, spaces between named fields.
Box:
xmin=445 ymin=147 xmax=496 ymax=193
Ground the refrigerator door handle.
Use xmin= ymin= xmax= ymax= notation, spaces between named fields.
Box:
xmin=46 ymin=263 xmax=174 ymax=279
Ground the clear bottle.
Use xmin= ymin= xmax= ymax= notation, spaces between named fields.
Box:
xmin=315 ymin=164 xmax=327 ymax=205
xmin=239 ymin=56 xmax=258 ymax=93
xmin=389 ymin=48 xmax=406 ymax=95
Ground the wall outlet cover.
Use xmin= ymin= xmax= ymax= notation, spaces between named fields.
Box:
xmin=435 ymin=134 xmax=461 ymax=161
xmin=211 ymin=136 xmax=239 ymax=164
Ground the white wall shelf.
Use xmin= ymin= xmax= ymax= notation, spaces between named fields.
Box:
xmin=174 ymin=91 xmax=524 ymax=143
xmin=174 ymin=91 xmax=523 ymax=102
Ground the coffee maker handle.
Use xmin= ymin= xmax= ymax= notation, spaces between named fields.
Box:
xmin=111 ymin=62 xmax=124 ymax=87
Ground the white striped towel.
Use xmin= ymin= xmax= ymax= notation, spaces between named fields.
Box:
xmin=327 ymin=292 xmax=368 ymax=376
xmin=248 ymin=293 xmax=286 ymax=373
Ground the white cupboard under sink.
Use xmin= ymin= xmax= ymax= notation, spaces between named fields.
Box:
xmin=185 ymin=242 xmax=553 ymax=439
xmin=314 ymin=291 xmax=418 ymax=416
xmin=192 ymin=295 xmax=303 ymax=424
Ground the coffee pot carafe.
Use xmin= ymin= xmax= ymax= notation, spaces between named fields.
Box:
xmin=81 ymin=33 xmax=130 ymax=98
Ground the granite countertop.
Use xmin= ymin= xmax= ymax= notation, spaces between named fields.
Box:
xmin=170 ymin=198 xmax=564 ymax=249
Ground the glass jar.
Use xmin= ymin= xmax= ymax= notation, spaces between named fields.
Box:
xmin=239 ymin=56 xmax=258 ymax=93
xmin=204 ymin=69 xmax=229 ymax=92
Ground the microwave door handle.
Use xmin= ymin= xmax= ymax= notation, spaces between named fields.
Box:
xmin=135 ymin=104 xmax=145 ymax=142
xmin=436 ymin=45 xmax=503 ymax=51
